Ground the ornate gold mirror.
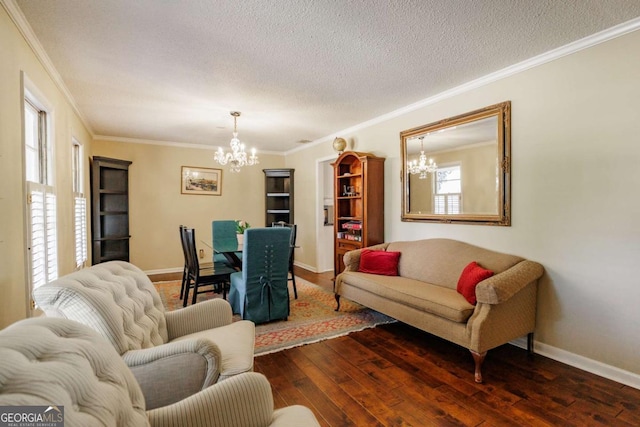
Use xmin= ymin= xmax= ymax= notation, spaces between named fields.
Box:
xmin=401 ymin=101 xmax=511 ymax=225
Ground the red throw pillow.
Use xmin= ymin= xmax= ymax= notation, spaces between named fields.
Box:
xmin=358 ymin=249 xmax=401 ymax=276
xmin=457 ymin=261 xmax=494 ymax=305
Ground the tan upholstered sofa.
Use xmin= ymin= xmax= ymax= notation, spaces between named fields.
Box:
xmin=335 ymin=238 xmax=544 ymax=382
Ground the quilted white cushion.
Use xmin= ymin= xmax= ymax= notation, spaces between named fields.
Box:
xmin=33 ymin=261 xmax=168 ymax=355
xmin=0 ymin=317 xmax=149 ymax=426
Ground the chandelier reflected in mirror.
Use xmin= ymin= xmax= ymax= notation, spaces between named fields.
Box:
xmin=214 ymin=111 xmax=259 ymax=172
xmin=407 ymin=136 xmax=437 ymax=179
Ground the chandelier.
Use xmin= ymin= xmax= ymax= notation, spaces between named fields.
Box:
xmin=214 ymin=111 xmax=259 ymax=172
xmin=407 ymin=136 xmax=437 ymax=179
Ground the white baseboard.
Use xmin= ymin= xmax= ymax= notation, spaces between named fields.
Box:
xmin=510 ymin=337 xmax=640 ymax=390
xmin=145 ymin=267 xmax=182 ymax=276
xmin=292 ymin=260 xmax=317 ymax=273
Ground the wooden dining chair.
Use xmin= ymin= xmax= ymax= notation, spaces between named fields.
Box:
xmin=182 ymin=227 xmax=234 ymax=306
xmin=272 ymin=221 xmax=298 ymax=299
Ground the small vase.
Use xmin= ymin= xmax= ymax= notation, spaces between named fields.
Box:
xmin=237 ymin=233 xmax=244 ymax=245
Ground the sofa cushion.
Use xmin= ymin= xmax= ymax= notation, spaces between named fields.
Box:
xmin=457 ymin=261 xmax=494 ymax=305
xmin=387 ymin=239 xmax=523 ymax=289
xmin=339 ymin=272 xmax=475 ymax=323
xmin=358 ymin=249 xmax=401 ymax=276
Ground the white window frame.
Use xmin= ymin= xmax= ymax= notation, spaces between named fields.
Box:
xmin=73 ymin=139 xmax=87 ymax=269
xmin=23 ymin=76 xmax=57 ymax=310
xmin=433 ymin=163 xmax=462 ymax=214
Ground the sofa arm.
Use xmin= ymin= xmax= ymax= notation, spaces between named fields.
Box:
xmin=165 ymin=298 xmax=233 ymax=340
xmin=475 ymin=260 xmax=544 ymax=304
xmin=147 ymin=372 xmax=274 ymax=427
xmin=342 ymin=243 xmax=390 ymax=272
xmin=123 ymin=339 xmax=222 ymax=409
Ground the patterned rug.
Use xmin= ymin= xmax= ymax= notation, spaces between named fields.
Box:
xmin=154 ymin=277 xmax=395 ymax=356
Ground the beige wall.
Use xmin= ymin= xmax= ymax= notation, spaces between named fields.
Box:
xmin=286 ymin=30 xmax=640 ymax=377
xmin=0 ymin=5 xmax=92 ymax=328
xmin=92 ymin=140 xmax=285 ymax=271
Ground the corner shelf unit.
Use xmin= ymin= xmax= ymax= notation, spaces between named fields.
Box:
xmin=332 ymin=151 xmax=385 ymax=276
xmin=91 ymin=156 xmax=132 ymax=265
xmin=263 ymin=169 xmax=294 ymax=225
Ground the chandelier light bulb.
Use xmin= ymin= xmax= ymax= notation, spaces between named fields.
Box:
xmin=213 ymin=111 xmax=259 ymax=172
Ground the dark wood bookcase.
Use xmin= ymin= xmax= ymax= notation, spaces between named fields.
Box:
xmin=332 ymin=151 xmax=385 ymax=276
xmin=91 ymin=156 xmax=132 ymax=265
xmin=263 ymin=169 xmax=294 ymax=226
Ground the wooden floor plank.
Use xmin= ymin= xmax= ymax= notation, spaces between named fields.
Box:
xmin=253 ymin=269 xmax=640 ymax=426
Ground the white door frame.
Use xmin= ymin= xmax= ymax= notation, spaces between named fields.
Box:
xmin=315 ymin=154 xmax=338 ymax=273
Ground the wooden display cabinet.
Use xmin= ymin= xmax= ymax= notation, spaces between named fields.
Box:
xmin=332 ymin=151 xmax=385 ymax=276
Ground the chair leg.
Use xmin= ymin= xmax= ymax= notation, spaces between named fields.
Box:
xmin=191 ymin=279 xmax=198 ymax=305
xmin=179 ymin=267 xmax=187 ymax=299
xmin=334 ymin=294 xmax=341 ymax=311
xmin=183 ymin=279 xmax=190 ymax=308
xmin=290 ymin=268 xmax=297 ymax=299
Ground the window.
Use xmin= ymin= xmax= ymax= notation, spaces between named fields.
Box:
xmin=434 ymin=164 xmax=461 ymax=214
xmin=25 ymin=94 xmax=57 ymax=292
xmin=73 ymin=140 xmax=87 ymax=269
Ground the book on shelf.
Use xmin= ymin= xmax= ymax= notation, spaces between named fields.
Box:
xmin=341 ymin=221 xmax=362 ymax=230
xmin=336 ymin=231 xmax=362 ymax=241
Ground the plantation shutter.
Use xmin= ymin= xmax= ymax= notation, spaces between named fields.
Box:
xmin=433 ymin=194 xmax=461 ymax=214
xmin=434 ymin=195 xmax=445 ymax=214
xmin=447 ymin=194 xmax=461 ymax=214
xmin=74 ymin=196 xmax=87 ymax=268
xmin=28 ymin=183 xmax=57 ymax=289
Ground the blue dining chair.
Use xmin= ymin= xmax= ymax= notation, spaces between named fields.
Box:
xmin=228 ymin=227 xmax=292 ymax=324
xmin=212 ymin=220 xmax=241 ymax=266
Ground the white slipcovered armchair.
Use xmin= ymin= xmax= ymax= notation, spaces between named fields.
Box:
xmin=33 ymin=261 xmax=255 ymax=409
xmin=0 ymin=317 xmax=320 ymax=427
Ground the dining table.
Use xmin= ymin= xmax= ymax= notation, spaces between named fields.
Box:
xmin=202 ymin=238 xmax=243 ymax=270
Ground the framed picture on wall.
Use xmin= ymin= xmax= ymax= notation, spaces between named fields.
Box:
xmin=181 ymin=166 xmax=222 ymax=196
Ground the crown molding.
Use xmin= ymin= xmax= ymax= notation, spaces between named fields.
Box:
xmin=1 ymin=0 xmax=94 ymax=136
xmin=94 ymin=134 xmax=284 ymax=156
xmin=286 ymin=16 xmax=640 ymax=156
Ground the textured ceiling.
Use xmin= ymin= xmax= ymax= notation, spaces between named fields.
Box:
xmin=12 ymin=0 xmax=640 ymax=153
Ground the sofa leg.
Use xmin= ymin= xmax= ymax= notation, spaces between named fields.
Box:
xmin=334 ymin=294 xmax=341 ymax=311
xmin=470 ymin=350 xmax=487 ymax=383
xmin=527 ymin=332 xmax=534 ymax=356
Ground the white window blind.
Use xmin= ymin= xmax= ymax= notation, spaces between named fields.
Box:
xmin=434 ymin=194 xmax=461 ymax=214
xmin=72 ymin=141 xmax=87 ymax=269
xmin=28 ymin=184 xmax=57 ymax=289
xmin=74 ymin=196 xmax=87 ymax=268
xmin=24 ymin=89 xmax=57 ymax=294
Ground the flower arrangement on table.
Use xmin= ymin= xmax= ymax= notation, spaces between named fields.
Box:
xmin=235 ymin=220 xmax=251 ymax=234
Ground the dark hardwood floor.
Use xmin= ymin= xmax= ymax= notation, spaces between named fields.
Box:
xmin=254 ymin=268 xmax=640 ymax=427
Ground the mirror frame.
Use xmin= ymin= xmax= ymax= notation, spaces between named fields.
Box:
xmin=400 ymin=101 xmax=511 ymax=226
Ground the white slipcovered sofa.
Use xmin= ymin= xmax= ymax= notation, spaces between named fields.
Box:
xmin=33 ymin=261 xmax=255 ymax=409
xmin=0 ymin=317 xmax=320 ymax=426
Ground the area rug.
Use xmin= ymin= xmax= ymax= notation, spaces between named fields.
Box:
xmin=154 ymin=277 xmax=395 ymax=356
